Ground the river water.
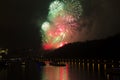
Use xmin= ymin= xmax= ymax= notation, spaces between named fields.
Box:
xmin=0 ymin=60 xmax=119 ymax=80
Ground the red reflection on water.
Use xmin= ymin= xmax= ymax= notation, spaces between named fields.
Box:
xmin=42 ymin=64 xmax=69 ymax=80
xmin=60 ymin=67 xmax=63 ymax=80
xmin=66 ymin=64 xmax=69 ymax=80
xmin=60 ymin=64 xmax=69 ymax=80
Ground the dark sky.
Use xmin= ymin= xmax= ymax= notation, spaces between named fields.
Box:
xmin=0 ymin=0 xmax=120 ymax=48
xmin=0 ymin=0 xmax=51 ymax=48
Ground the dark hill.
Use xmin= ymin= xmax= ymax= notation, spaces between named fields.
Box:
xmin=44 ymin=34 xmax=120 ymax=59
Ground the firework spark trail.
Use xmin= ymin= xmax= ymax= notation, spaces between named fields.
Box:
xmin=41 ymin=0 xmax=83 ymax=50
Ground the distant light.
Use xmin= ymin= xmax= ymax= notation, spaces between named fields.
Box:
xmin=0 ymin=48 xmax=8 ymax=54
xmin=0 ymin=56 xmax=2 ymax=59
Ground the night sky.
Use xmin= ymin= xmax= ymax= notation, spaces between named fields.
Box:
xmin=0 ymin=0 xmax=120 ymax=49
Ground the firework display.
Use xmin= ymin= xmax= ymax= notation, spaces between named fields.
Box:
xmin=41 ymin=0 xmax=83 ymax=50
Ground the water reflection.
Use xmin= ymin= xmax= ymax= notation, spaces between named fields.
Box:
xmin=87 ymin=63 xmax=89 ymax=72
xmin=104 ymin=64 xmax=106 ymax=71
xmin=0 ymin=60 xmax=120 ymax=80
xmin=42 ymin=65 xmax=69 ymax=80
xmin=92 ymin=63 xmax=95 ymax=72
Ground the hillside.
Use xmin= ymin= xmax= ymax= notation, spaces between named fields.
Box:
xmin=44 ymin=34 xmax=120 ymax=59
